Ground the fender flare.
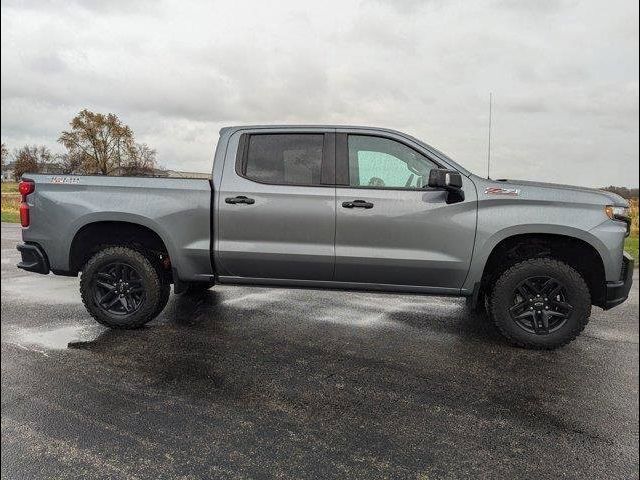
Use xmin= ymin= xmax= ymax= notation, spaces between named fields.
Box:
xmin=464 ymin=223 xmax=610 ymax=292
xmin=64 ymin=212 xmax=180 ymax=274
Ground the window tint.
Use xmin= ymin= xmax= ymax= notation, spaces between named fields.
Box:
xmin=244 ymin=134 xmax=324 ymax=185
xmin=348 ymin=135 xmax=437 ymax=189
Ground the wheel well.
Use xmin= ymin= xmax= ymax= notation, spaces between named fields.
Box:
xmin=480 ymin=234 xmax=606 ymax=307
xmin=69 ymin=221 xmax=173 ymax=283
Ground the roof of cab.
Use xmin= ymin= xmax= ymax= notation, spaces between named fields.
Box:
xmin=221 ymin=124 xmax=407 ymax=135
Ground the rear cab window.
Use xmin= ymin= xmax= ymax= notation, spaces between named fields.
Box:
xmin=240 ymin=134 xmax=325 ymax=186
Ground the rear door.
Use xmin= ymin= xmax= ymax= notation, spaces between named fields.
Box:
xmin=216 ymin=129 xmax=336 ymax=281
xmin=333 ymin=131 xmax=477 ymax=291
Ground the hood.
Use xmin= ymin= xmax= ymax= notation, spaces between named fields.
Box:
xmin=491 ymin=178 xmax=628 ymax=206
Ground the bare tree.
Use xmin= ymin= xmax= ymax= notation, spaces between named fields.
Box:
xmin=12 ymin=145 xmax=54 ymax=180
xmin=59 ymin=151 xmax=84 ymax=174
xmin=601 ymin=186 xmax=639 ymax=200
xmin=58 ymin=110 xmax=138 ymax=175
xmin=58 ymin=110 xmax=162 ymax=176
xmin=123 ymin=143 xmax=159 ymax=176
xmin=1 ymin=143 xmax=8 ymax=173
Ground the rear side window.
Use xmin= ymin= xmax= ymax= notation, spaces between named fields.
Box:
xmin=243 ymin=134 xmax=324 ymax=186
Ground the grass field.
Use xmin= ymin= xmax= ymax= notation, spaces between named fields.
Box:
xmin=1 ymin=181 xmax=19 ymax=193
xmin=1 ymin=182 xmax=20 ymax=223
xmin=625 ymin=235 xmax=639 ymax=260
xmin=1 ymin=210 xmax=19 ymax=223
xmin=1 ymin=181 xmax=638 ymax=260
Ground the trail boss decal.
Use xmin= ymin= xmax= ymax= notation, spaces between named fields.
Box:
xmin=51 ymin=176 xmax=80 ymax=184
xmin=485 ymin=186 xmax=520 ymax=196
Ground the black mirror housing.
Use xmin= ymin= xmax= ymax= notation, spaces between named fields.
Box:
xmin=428 ymin=169 xmax=463 ymax=190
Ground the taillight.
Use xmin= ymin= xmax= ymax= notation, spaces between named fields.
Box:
xmin=19 ymin=180 xmax=35 ymax=196
xmin=18 ymin=180 xmax=35 ymax=227
xmin=20 ymin=202 xmax=30 ymax=227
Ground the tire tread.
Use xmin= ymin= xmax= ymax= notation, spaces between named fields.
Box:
xmin=489 ymin=258 xmax=591 ymax=350
xmin=80 ymin=246 xmax=165 ymax=329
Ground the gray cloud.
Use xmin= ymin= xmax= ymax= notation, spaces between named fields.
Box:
xmin=1 ymin=0 xmax=638 ymax=186
xmin=1 ymin=0 xmax=159 ymax=14
xmin=496 ymin=0 xmax=578 ymax=16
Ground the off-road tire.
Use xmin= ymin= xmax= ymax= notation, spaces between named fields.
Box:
xmin=80 ymin=246 xmax=166 ymax=329
xmin=153 ymin=284 xmax=171 ymax=318
xmin=489 ymin=258 xmax=591 ymax=349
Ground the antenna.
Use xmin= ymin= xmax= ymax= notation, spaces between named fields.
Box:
xmin=487 ymin=92 xmax=493 ymax=179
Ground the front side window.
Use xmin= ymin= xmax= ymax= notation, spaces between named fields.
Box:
xmin=348 ymin=135 xmax=437 ymax=189
xmin=244 ymin=134 xmax=323 ymax=186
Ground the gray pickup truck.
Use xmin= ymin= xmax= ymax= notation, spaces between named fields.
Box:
xmin=17 ymin=125 xmax=634 ymax=349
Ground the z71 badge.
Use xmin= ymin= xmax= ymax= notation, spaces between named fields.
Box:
xmin=485 ymin=186 xmax=520 ymax=196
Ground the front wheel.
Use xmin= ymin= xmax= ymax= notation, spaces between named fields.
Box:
xmin=489 ymin=258 xmax=591 ymax=349
xmin=80 ymin=246 xmax=168 ymax=329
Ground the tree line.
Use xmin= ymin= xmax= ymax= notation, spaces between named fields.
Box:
xmin=601 ymin=186 xmax=639 ymax=200
xmin=1 ymin=109 xmax=162 ymax=180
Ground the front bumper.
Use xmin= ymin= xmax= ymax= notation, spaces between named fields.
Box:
xmin=17 ymin=243 xmax=50 ymax=274
xmin=604 ymin=252 xmax=634 ymax=310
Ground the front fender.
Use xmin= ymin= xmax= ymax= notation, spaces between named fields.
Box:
xmin=463 ymin=223 xmax=611 ymax=292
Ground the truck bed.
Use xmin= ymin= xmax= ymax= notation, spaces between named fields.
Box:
xmin=21 ymin=174 xmax=213 ymax=282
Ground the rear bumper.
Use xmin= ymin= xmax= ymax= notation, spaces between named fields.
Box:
xmin=604 ymin=252 xmax=634 ymax=310
xmin=17 ymin=243 xmax=50 ymax=274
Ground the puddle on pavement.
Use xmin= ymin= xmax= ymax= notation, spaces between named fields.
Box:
xmin=1 ymin=275 xmax=80 ymax=304
xmin=15 ymin=324 xmax=103 ymax=350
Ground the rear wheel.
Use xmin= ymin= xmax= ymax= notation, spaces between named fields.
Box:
xmin=80 ymin=246 xmax=167 ymax=329
xmin=489 ymin=258 xmax=591 ymax=349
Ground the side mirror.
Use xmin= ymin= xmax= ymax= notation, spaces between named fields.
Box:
xmin=427 ymin=169 xmax=465 ymax=203
xmin=428 ymin=169 xmax=463 ymax=190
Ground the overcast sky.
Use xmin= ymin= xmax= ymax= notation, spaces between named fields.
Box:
xmin=1 ymin=0 xmax=638 ymax=186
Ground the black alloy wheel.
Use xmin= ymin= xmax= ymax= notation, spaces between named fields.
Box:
xmin=92 ymin=262 xmax=146 ymax=315
xmin=509 ymin=276 xmax=573 ymax=334
xmin=489 ymin=258 xmax=591 ymax=349
xmin=80 ymin=246 xmax=169 ymax=329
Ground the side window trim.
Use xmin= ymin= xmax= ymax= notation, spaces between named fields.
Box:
xmin=235 ymin=133 xmax=249 ymax=177
xmin=234 ymin=132 xmax=335 ymax=187
xmin=335 ymin=132 xmax=447 ymax=191
xmin=321 ymin=133 xmax=336 ymax=186
xmin=335 ymin=133 xmax=349 ymax=185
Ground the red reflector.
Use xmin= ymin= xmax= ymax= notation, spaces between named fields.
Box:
xmin=19 ymin=180 xmax=35 ymax=196
xmin=20 ymin=202 xmax=30 ymax=227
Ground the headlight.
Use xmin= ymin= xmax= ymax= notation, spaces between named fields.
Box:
xmin=605 ymin=205 xmax=630 ymax=221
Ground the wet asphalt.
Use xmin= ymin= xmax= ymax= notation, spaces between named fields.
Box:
xmin=1 ymin=222 xmax=638 ymax=479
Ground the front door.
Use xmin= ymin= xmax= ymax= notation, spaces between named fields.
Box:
xmin=217 ymin=130 xmax=336 ymax=281
xmin=334 ymin=132 xmax=477 ymax=290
